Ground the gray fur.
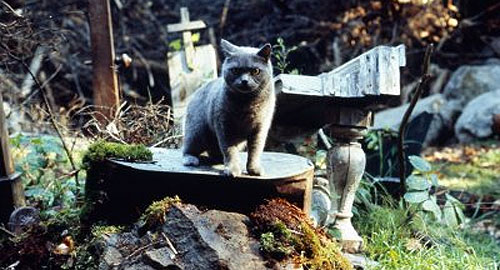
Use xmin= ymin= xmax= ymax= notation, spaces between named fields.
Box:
xmin=182 ymin=39 xmax=275 ymax=177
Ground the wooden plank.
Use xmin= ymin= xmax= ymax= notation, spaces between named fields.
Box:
xmin=84 ymin=149 xmax=313 ymax=224
xmin=0 ymin=93 xmax=25 ymax=223
xmin=88 ymin=0 xmax=120 ymax=121
xmin=167 ymin=20 xmax=206 ymax=33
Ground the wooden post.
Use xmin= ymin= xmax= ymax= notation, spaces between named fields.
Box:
xmin=89 ymin=0 xmax=120 ymax=121
xmin=0 ymin=93 xmax=25 ymax=224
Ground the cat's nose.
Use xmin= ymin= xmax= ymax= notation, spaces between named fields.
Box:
xmin=241 ymin=79 xmax=248 ymax=86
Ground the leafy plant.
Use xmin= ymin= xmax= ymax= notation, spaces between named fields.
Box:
xmin=404 ymin=155 xmax=465 ymax=227
xmin=168 ymin=32 xmax=200 ymax=51
xmin=272 ymin=37 xmax=298 ymax=74
xmin=10 ymin=134 xmax=82 ymax=211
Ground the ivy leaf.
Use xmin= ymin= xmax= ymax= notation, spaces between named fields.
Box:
xmin=404 ymin=191 xmax=429 ymax=204
xmin=406 ymin=175 xmax=431 ymax=191
xmin=422 ymin=197 xmax=441 ymax=221
xmin=443 ymin=200 xmax=458 ymax=227
xmin=408 ymin=155 xmax=432 ymax=172
xmin=430 ymin=174 xmax=439 ymax=187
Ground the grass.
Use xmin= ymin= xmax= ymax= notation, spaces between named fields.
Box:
xmin=429 ymin=145 xmax=500 ymax=198
xmin=355 ymin=205 xmax=499 ymax=270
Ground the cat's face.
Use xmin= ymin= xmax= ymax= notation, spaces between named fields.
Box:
xmin=220 ymin=40 xmax=272 ymax=94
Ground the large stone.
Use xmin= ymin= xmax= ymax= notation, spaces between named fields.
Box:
xmin=455 ymin=90 xmax=500 ymax=142
xmin=372 ymin=94 xmax=445 ymax=146
xmin=162 ymin=204 xmax=269 ymax=270
xmin=436 ymin=62 xmax=500 ymax=142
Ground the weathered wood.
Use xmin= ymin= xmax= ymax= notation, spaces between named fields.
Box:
xmin=167 ymin=20 xmax=206 ymax=33
xmin=167 ymin=7 xmax=217 ymax=121
xmin=272 ymin=45 xmax=405 ymax=253
xmin=85 ymin=149 xmax=313 ymax=224
xmin=89 ymin=0 xmax=120 ymax=121
xmin=0 ymin=93 xmax=25 ymax=224
xmin=167 ymin=7 xmax=206 ymax=70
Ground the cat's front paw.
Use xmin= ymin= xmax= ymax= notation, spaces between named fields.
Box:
xmin=223 ymin=163 xmax=241 ymax=177
xmin=183 ymin=154 xmax=200 ymax=166
xmin=247 ymin=164 xmax=264 ymax=176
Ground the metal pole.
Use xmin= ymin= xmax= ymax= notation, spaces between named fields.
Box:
xmin=0 ymin=93 xmax=25 ymax=224
xmin=88 ymin=0 xmax=120 ymax=122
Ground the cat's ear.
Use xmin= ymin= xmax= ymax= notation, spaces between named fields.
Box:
xmin=220 ymin=39 xmax=238 ymax=57
xmin=257 ymin=43 xmax=272 ymax=61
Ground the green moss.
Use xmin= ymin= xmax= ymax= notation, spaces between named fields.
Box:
xmin=260 ymin=232 xmax=294 ymax=259
xmin=252 ymin=199 xmax=352 ymax=270
xmin=91 ymin=225 xmax=124 ymax=238
xmin=82 ymin=140 xmax=153 ymax=169
xmin=140 ymin=196 xmax=181 ymax=229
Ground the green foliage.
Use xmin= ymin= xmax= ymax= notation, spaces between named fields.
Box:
xmin=260 ymin=231 xmax=294 ymax=259
xmin=140 ymin=196 xmax=181 ymax=229
xmin=357 ymin=206 xmax=499 ymax=270
xmin=82 ymin=140 xmax=153 ymax=169
xmin=91 ymin=225 xmax=124 ymax=238
xmin=432 ymin=146 xmax=500 ymax=198
xmin=10 ymin=134 xmax=83 ymax=212
xmin=404 ymin=155 xmax=465 ymax=227
xmin=168 ymin=32 xmax=200 ymax=51
xmin=272 ymin=37 xmax=298 ymax=74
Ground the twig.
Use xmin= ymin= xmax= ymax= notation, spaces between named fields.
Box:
xmin=5 ymin=48 xmax=80 ymax=186
xmin=398 ymin=44 xmax=434 ymax=197
xmin=161 ymin=232 xmax=178 ymax=256
xmin=0 ymin=225 xmax=16 ymax=238
xmin=0 ymin=0 xmax=22 ymax=17
xmin=219 ymin=0 xmax=231 ymax=36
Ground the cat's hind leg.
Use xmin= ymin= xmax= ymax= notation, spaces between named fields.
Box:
xmin=182 ymin=121 xmax=207 ymax=166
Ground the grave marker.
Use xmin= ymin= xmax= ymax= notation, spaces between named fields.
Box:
xmin=167 ymin=7 xmax=217 ymax=121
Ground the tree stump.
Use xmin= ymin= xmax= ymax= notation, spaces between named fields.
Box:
xmin=85 ymin=148 xmax=313 ymax=224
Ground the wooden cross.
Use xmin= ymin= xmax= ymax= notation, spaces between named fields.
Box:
xmin=0 ymin=93 xmax=25 ymax=224
xmin=167 ymin=7 xmax=206 ymax=70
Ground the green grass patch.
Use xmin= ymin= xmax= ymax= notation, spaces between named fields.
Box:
xmin=431 ymin=147 xmax=500 ymax=198
xmin=355 ymin=205 xmax=499 ymax=270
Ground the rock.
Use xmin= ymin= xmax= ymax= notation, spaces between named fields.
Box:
xmin=98 ymin=203 xmax=270 ymax=270
xmin=310 ymin=177 xmax=331 ymax=227
xmin=123 ymin=262 xmax=156 ymax=270
xmin=372 ymin=94 xmax=445 ymax=146
xmin=162 ymin=204 xmax=270 ymax=270
xmin=342 ymin=253 xmax=378 ymax=270
xmin=99 ymin=246 xmax=123 ymax=270
xmin=436 ymin=62 xmax=500 ymax=142
xmin=143 ymin=248 xmax=180 ymax=270
xmin=454 ymin=90 xmax=500 ymax=142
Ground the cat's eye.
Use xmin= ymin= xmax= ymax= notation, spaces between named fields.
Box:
xmin=250 ymin=68 xmax=260 ymax=75
xmin=230 ymin=68 xmax=240 ymax=74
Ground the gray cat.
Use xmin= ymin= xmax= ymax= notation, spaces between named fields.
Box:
xmin=182 ymin=39 xmax=275 ymax=177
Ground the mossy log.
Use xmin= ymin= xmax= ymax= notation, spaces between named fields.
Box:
xmin=85 ymin=148 xmax=313 ymax=224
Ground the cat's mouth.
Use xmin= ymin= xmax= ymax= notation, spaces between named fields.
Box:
xmin=233 ymin=85 xmax=258 ymax=94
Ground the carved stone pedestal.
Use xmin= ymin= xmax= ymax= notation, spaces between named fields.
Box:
xmin=326 ymin=109 xmax=371 ymax=253
xmin=328 ymin=127 xmax=367 ymax=253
